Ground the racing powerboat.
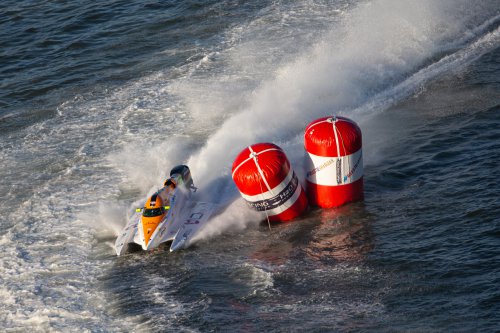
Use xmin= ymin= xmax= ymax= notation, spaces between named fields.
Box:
xmin=114 ymin=165 xmax=216 ymax=255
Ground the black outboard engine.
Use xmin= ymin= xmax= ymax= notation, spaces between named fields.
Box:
xmin=170 ymin=165 xmax=195 ymax=190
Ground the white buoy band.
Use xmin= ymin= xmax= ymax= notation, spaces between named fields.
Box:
xmin=305 ymin=149 xmax=363 ymax=186
xmin=239 ymin=169 xmax=302 ymax=216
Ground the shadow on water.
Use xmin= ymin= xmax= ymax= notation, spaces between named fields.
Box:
xmin=237 ymin=202 xmax=386 ymax=332
xmin=250 ymin=202 xmax=376 ymax=266
xmin=101 ymin=200 xmax=383 ymax=331
xmin=303 ymin=203 xmax=376 ymax=264
xmin=101 ymin=244 xmax=205 ymax=331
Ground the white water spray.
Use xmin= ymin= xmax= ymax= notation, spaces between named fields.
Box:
xmin=114 ymin=0 xmax=499 ymax=239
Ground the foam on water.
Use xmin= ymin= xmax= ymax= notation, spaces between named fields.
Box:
xmin=352 ymin=14 xmax=500 ymax=119
xmin=73 ymin=0 xmax=498 ymax=246
xmin=180 ymin=0 xmax=500 ymax=237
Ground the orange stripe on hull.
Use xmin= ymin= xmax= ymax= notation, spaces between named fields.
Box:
xmin=142 ymin=215 xmax=163 ymax=247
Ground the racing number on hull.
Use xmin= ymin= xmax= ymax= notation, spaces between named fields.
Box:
xmin=185 ymin=212 xmax=203 ymax=225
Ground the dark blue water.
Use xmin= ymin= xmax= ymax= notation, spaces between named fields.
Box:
xmin=1 ymin=0 xmax=499 ymax=332
xmin=0 ymin=0 xmax=268 ymax=134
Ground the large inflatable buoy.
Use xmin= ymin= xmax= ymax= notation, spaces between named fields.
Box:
xmin=232 ymin=143 xmax=308 ymax=222
xmin=304 ymin=116 xmax=364 ymax=208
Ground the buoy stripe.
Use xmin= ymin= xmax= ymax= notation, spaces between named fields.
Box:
xmin=304 ymin=118 xmax=331 ymax=133
xmin=332 ymin=118 xmax=343 ymax=163
xmin=265 ymin=176 xmax=303 ymax=216
xmin=249 ymin=146 xmax=273 ymax=193
xmin=231 ymin=147 xmax=282 ymax=179
xmin=306 ymin=149 xmax=363 ymax=186
xmin=241 ymin=171 xmax=301 ymax=216
xmin=239 ymin=167 xmax=294 ymax=201
xmin=305 ymin=117 xmax=354 ymax=133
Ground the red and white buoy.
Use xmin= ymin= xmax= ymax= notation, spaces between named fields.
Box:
xmin=232 ymin=143 xmax=308 ymax=222
xmin=304 ymin=116 xmax=364 ymax=208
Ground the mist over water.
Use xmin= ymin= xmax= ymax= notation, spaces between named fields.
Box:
xmin=166 ymin=0 xmax=500 ymax=236
xmin=1 ymin=0 xmax=499 ymax=331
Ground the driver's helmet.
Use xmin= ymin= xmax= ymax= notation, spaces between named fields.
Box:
xmin=145 ymin=193 xmax=163 ymax=209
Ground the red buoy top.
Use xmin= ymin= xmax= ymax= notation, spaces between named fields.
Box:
xmin=304 ymin=116 xmax=362 ymax=157
xmin=232 ymin=143 xmax=290 ymax=196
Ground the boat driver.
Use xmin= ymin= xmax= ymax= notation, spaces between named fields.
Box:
xmin=158 ymin=178 xmax=176 ymax=204
xmin=164 ymin=178 xmax=176 ymax=190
